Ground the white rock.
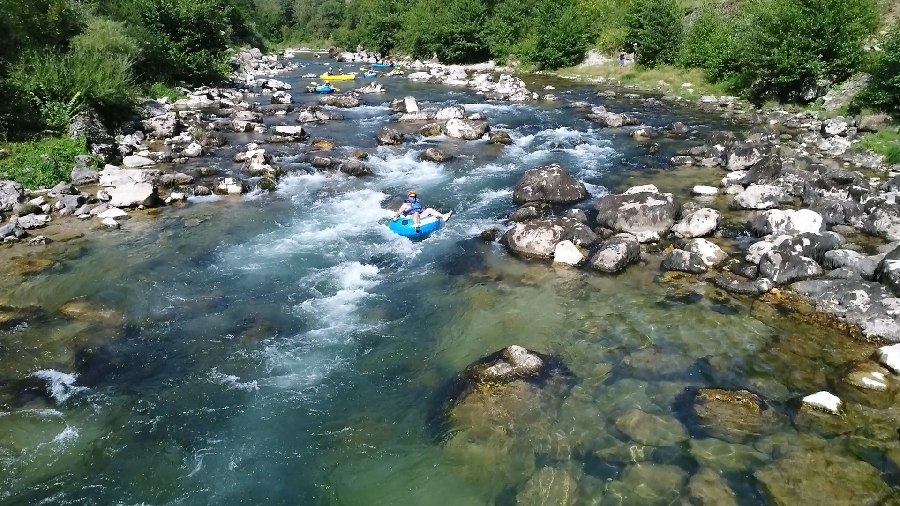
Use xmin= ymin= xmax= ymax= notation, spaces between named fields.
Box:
xmin=801 ymin=391 xmax=842 ymax=415
xmin=170 ymin=192 xmax=186 ymax=201
xmin=404 ymin=96 xmax=419 ymax=113
xmin=692 ymin=185 xmax=718 ymax=196
xmin=733 ymin=185 xmax=782 ymax=210
xmin=721 ymin=171 xmax=748 ymax=187
xmin=102 ymin=217 xmax=120 ymax=229
xmin=122 ymin=155 xmax=155 ymax=168
xmin=673 ymin=208 xmax=720 ymax=238
xmin=875 ymin=343 xmax=900 ymax=373
xmin=553 ymin=240 xmax=585 ymax=266
xmin=754 ymin=209 xmax=824 ymax=236
xmin=623 ymin=184 xmax=659 ymax=195
xmin=684 ymin=238 xmax=728 ymax=267
xmin=96 ymin=208 xmax=127 ymax=219
xmin=107 ymin=183 xmax=158 ymax=208
xmin=747 ymin=241 xmax=775 ymax=264
xmin=183 ymin=142 xmax=203 ymax=158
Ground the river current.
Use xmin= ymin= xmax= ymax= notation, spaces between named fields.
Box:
xmin=0 ymin=55 xmax=892 ymax=505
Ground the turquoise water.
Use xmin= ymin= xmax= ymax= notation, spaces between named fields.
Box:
xmin=0 ymin=56 xmax=891 ymax=505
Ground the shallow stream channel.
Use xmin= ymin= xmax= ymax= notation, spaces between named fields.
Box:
xmin=0 ymin=55 xmax=898 ymax=505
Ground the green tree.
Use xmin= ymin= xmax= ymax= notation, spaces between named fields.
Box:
xmin=676 ymin=7 xmax=738 ymax=81
xmin=523 ymin=0 xmax=593 ymax=70
xmin=734 ymin=0 xmax=879 ymax=102
xmin=399 ymin=0 xmax=489 ymax=62
xmin=625 ymin=0 xmax=683 ymax=67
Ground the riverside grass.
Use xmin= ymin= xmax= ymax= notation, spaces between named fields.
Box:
xmin=0 ymin=137 xmax=88 ymax=190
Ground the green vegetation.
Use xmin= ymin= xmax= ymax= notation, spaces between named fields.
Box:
xmin=858 ymin=27 xmax=900 ymax=115
xmin=625 ymin=0 xmax=683 ymax=67
xmin=859 ymin=130 xmax=900 ymax=164
xmin=0 ymin=137 xmax=89 ymax=189
xmin=148 ymin=83 xmax=187 ymax=103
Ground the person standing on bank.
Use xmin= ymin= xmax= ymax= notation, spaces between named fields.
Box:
xmin=392 ymin=191 xmax=452 ymax=233
xmin=619 ymin=50 xmax=626 ymax=67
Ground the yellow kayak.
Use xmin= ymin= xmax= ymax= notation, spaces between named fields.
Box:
xmin=319 ymin=74 xmax=356 ymax=81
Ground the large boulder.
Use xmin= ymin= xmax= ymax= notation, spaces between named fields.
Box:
xmin=759 ymin=251 xmax=824 ymax=285
xmin=750 ymin=209 xmax=824 ymax=236
xmin=726 ymin=142 xmax=764 ymax=171
xmin=590 ymin=233 xmax=641 ymax=273
xmin=339 ymin=160 xmax=373 ymax=177
xmin=875 ymin=245 xmax=900 ymax=296
xmin=512 ymin=164 xmax=587 ymax=205
xmin=99 ymin=167 xmax=161 ymax=187
xmin=0 ymin=181 xmax=25 ymax=211
xmin=732 ymin=185 xmax=783 ymax=210
xmin=142 ymin=112 xmax=180 ymax=139
xmin=516 ymin=467 xmax=578 ymax=506
xmin=420 ymin=148 xmax=453 ymax=163
xmin=595 ymin=185 xmax=678 ymax=242
xmin=663 ymin=239 xmax=728 ymax=273
xmin=443 ymin=118 xmax=490 ymax=140
xmin=774 ymin=232 xmax=844 ymax=265
xmin=673 ymin=208 xmax=720 ymax=238
xmin=741 ymin=153 xmax=783 ymax=185
xmin=271 ymin=125 xmax=309 ymax=143
xmin=106 ymin=183 xmax=159 ymax=208
xmin=503 ymin=217 xmax=597 ymax=259
xmin=755 ymin=450 xmax=891 ymax=506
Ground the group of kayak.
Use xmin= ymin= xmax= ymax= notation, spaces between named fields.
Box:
xmin=310 ymin=62 xmax=403 ymax=93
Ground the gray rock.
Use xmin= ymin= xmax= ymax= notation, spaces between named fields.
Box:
xmin=774 ymin=232 xmax=844 ymax=264
xmin=142 ymin=112 xmax=180 ymax=139
xmin=71 ymin=166 xmax=100 ymax=186
xmin=106 ymin=183 xmax=159 ymax=208
xmin=512 ymin=164 xmax=587 ymax=205
xmin=434 ymin=105 xmax=465 ymax=120
xmin=509 ymin=204 xmax=542 ymax=222
xmin=271 ymin=125 xmax=309 ymax=143
xmin=662 ymin=249 xmax=709 ymax=274
xmin=673 ymin=208 xmax=720 ymax=238
xmin=339 ymin=160 xmax=373 ymax=177
xmin=122 ymin=155 xmax=155 ymax=168
xmin=596 ymin=185 xmax=677 ymax=242
xmin=691 ymin=389 xmax=783 ymax=443
xmin=590 ymin=233 xmax=641 ymax=273
xmin=0 ymin=181 xmax=25 ymax=211
xmin=821 ymin=116 xmax=849 ymax=137
xmin=687 ymin=468 xmax=739 ymax=506
xmin=875 ymin=245 xmax=900 ymax=296
xmin=419 ymin=123 xmax=442 ymax=137
xmin=605 ymin=463 xmax=687 ymax=506
xmin=750 ymin=209 xmax=824 ymax=236
xmin=504 ymin=217 xmax=597 ymax=259
xmin=741 ymin=153 xmax=782 ymax=185
xmin=319 ymin=94 xmax=361 ymax=108
xmin=615 ymin=409 xmax=689 ymax=446
xmin=471 ymin=345 xmax=544 ymax=383
xmin=792 ymin=279 xmax=900 ymax=341
xmin=857 ymin=113 xmax=893 ymax=133
xmin=713 ymin=275 xmax=774 ymax=295
xmin=727 ymin=142 xmax=763 ymax=171
xmin=489 ymin=131 xmax=513 ymax=145
xmin=759 ymin=251 xmax=823 ymax=285
xmin=17 ymin=214 xmax=50 ymax=229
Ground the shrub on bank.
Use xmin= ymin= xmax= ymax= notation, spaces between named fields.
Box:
xmin=733 ymin=0 xmax=879 ymax=103
xmin=0 ymin=137 xmax=87 ymax=189
xmin=676 ymin=7 xmax=738 ymax=82
xmin=522 ymin=0 xmax=593 ymax=70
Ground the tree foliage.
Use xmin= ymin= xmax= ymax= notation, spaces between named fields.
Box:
xmin=625 ymin=0 xmax=683 ymax=67
xmin=858 ymin=27 xmax=900 ymax=116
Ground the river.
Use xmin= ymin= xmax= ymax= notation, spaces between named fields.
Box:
xmin=0 ymin=54 xmax=894 ymax=505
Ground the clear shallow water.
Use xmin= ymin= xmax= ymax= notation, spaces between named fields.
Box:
xmin=0 ymin=58 xmax=892 ymax=505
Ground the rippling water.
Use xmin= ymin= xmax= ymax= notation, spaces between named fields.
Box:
xmin=0 ymin=56 xmax=890 ymax=505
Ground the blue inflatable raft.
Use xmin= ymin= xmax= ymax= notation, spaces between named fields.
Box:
xmin=389 ymin=215 xmax=443 ymax=238
xmin=315 ymin=85 xmax=338 ymax=93
xmin=373 ymin=63 xmax=398 ymax=69
xmin=363 ymin=71 xmax=378 ymax=78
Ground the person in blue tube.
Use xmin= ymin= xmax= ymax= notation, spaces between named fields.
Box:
xmin=391 ymin=190 xmax=451 ymax=233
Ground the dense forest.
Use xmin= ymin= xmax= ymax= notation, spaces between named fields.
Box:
xmin=0 ymin=0 xmax=898 ymax=144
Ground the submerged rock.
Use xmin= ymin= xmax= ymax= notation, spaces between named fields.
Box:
xmin=512 ymin=164 xmax=587 ymax=205
xmin=420 ymin=148 xmax=453 ymax=163
xmin=687 ymin=468 xmax=739 ymax=506
xmin=688 ymin=388 xmax=783 ymax=443
xmin=516 ymin=467 xmax=578 ymax=506
xmin=829 ymin=360 xmax=894 ymax=408
xmin=615 ymin=409 xmax=689 ymax=446
xmin=605 ymin=463 xmax=688 ymax=506
xmin=755 ymin=450 xmax=891 ymax=506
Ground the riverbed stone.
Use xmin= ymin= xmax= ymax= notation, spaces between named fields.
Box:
xmin=875 ymin=344 xmax=900 ymax=373
xmin=122 ymin=155 xmax=155 ymax=168
xmin=510 ymin=203 xmax=542 ymax=222
xmin=271 ymin=125 xmax=309 ymax=143
xmin=727 ymin=142 xmax=764 ymax=171
xmin=590 ymin=233 xmax=641 ymax=273
xmin=339 ymin=160 xmax=373 ymax=177
xmin=741 ymin=153 xmax=783 ymax=185
xmin=774 ymin=232 xmax=844 ymax=265
xmin=516 ymin=467 xmax=578 ymax=506
xmin=759 ymin=251 xmax=823 ymax=285
xmin=107 ymin=183 xmax=159 ymax=208
xmin=689 ymin=437 xmax=768 ymax=472
xmin=615 ymin=409 xmax=689 ymax=446
xmin=443 ymin=118 xmax=489 ymax=140
xmin=377 ymin=127 xmax=402 ymax=145
xmin=595 ymin=186 xmax=678 ymax=242
xmin=489 ymin=131 xmax=513 ymax=145
xmin=673 ymin=208 xmax=719 ymax=238
xmin=512 ymin=164 xmax=587 ymax=205
xmin=690 ymin=389 xmax=783 ymax=443
xmin=662 ymin=249 xmax=709 ymax=274
xmin=755 ymin=450 xmax=891 ymax=506
xmin=801 ymin=391 xmax=842 ymax=415
xmin=419 ymin=123 xmax=442 ymax=137
xmin=830 ymin=360 xmax=894 ymax=408
xmin=732 ymin=184 xmax=782 ymax=210
xmin=605 ymin=463 xmax=688 ymax=506
xmin=687 ymin=468 xmax=739 ymax=506
xmin=503 ymin=217 xmax=597 ymax=259
xmin=692 ymin=185 xmax=718 ymax=196
xmin=875 ymin=245 xmax=900 ymax=296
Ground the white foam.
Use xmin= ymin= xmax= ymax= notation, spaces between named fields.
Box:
xmin=30 ymin=370 xmax=87 ymax=404
xmin=209 ymin=368 xmax=260 ymax=392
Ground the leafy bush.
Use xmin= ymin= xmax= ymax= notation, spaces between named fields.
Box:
xmin=10 ymin=49 xmax=137 ymax=132
xmin=859 ymin=130 xmax=900 ymax=164
xmin=0 ymin=136 xmax=88 ymax=189
xmin=0 ymin=0 xmax=85 ymax=71
xmin=676 ymin=8 xmax=738 ymax=81
xmin=399 ymin=0 xmax=490 ymax=63
xmin=734 ymin=0 xmax=879 ymax=102
xmin=625 ymin=0 xmax=683 ymax=67
xmin=523 ymin=0 xmax=593 ymax=70
xmin=858 ymin=27 xmax=900 ymax=115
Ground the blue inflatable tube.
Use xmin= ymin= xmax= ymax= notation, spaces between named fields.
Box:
xmin=363 ymin=72 xmax=378 ymax=78
xmin=315 ymin=86 xmax=337 ymax=93
xmin=389 ymin=215 xmax=442 ymax=238
xmin=373 ymin=63 xmax=397 ymax=69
